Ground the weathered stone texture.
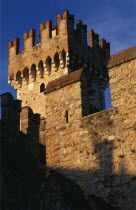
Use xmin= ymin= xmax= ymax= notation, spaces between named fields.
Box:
xmin=108 ymin=46 xmax=136 ymax=69
xmin=45 ymin=82 xmax=82 ymax=127
xmin=46 ymin=106 xmax=136 ymax=209
xmin=44 ymin=56 xmax=136 ymax=209
xmin=8 ymin=10 xmax=109 ymax=116
xmin=109 ymin=59 xmax=136 ymax=109
xmin=6 ymin=9 xmax=136 ymax=210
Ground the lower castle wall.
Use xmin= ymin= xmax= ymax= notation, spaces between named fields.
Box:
xmin=46 ymin=107 xmax=136 ymax=209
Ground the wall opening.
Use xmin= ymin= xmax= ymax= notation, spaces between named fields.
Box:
xmin=104 ymin=87 xmax=112 ymax=109
xmin=23 ymin=67 xmax=29 ymax=84
xmin=31 ymin=64 xmax=37 ymax=82
xmin=38 ymin=60 xmax=44 ymax=78
xmin=54 ymin=53 xmax=60 ymax=71
xmin=46 ymin=56 xmax=52 ymax=75
xmin=65 ymin=110 xmax=69 ymax=123
xmin=16 ymin=71 xmax=22 ymax=86
xmin=9 ymin=73 xmax=15 ymax=84
xmin=61 ymin=50 xmax=66 ymax=68
xmin=40 ymin=83 xmax=45 ymax=93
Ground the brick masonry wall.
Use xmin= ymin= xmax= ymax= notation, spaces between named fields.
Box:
xmin=46 ymin=107 xmax=136 ymax=209
xmin=45 ymin=58 xmax=136 ymax=209
xmin=45 ymin=82 xmax=82 ymax=128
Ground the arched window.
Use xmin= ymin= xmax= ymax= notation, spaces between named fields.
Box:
xmin=9 ymin=73 xmax=14 ymax=82
xmin=54 ymin=53 xmax=60 ymax=71
xmin=40 ymin=83 xmax=45 ymax=93
xmin=31 ymin=64 xmax=36 ymax=81
xmin=61 ymin=49 xmax=66 ymax=68
xmin=46 ymin=56 xmax=52 ymax=75
xmin=23 ymin=67 xmax=29 ymax=84
xmin=38 ymin=60 xmax=44 ymax=78
xmin=16 ymin=71 xmax=22 ymax=86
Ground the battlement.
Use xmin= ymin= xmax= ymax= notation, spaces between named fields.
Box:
xmin=8 ymin=10 xmax=75 ymax=56
xmin=8 ymin=37 xmax=20 ymax=55
xmin=4 ymin=7 xmax=136 ymax=208
xmin=8 ymin=10 xmax=110 ymax=89
xmin=1 ymin=93 xmax=21 ymax=135
xmin=88 ymin=30 xmax=99 ymax=48
xmin=8 ymin=10 xmax=110 ymax=116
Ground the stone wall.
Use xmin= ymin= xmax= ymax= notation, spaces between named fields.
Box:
xmin=45 ymin=81 xmax=82 ymax=128
xmin=20 ymin=106 xmax=40 ymax=142
xmin=17 ymin=80 xmax=46 ymax=116
xmin=109 ymin=58 xmax=136 ymax=109
xmin=46 ymin=106 xmax=136 ymax=209
xmin=1 ymin=93 xmax=21 ymax=139
xmin=7 ymin=8 xmax=136 ymax=208
xmin=45 ymin=56 xmax=136 ymax=209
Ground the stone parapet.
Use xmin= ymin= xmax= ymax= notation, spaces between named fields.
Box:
xmin=108 ymin=46 xmax=136 ymax=69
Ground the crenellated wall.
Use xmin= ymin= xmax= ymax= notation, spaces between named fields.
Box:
xmin=1 ymin=93 xmax=21 ymax=138
xmin=8 ymin=10 xmax=109 ymax=116
xmin=6 ymin=9 xmax=136 ymax=209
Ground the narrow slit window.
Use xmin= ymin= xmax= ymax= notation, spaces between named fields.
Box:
xmin=65 ymin=110 xmax=68 ymax=123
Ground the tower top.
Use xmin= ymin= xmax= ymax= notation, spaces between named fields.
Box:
xmin=8 ymin=9 xmax=110 ymax=94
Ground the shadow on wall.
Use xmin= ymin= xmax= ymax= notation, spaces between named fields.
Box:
xmin=1 ymin=92 xmax=136 ymax=210
xmin=20 ymin=106 xmax=40 ymax=142
xmin=1 ymin=92 xmax=45 ymax=210
xmin=48 ymin=140 xmax=136 ymax=210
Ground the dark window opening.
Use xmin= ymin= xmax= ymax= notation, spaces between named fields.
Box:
xmin=46 ymin=56 xmax=52 ymax=75
xmin=23 ymin=67 xmax=29 ymax=84
xmin=40 ymin=83 xmax=45 ymax=93
xmin=31 ymin=64 xmax=36 ymax=82
xmin=54 ymin=53 xmax=60 ymax=71
xmin=38 ymin=60 xmax=44 ymax=78
xmin=65 ymin=110 xmax=69 ymax=123
xmin=16 ymin=71 xmax=22 ymax=86
xmin=61 ymin=50 xmax=66 ymax=68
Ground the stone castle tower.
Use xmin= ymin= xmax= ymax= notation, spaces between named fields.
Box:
xmin=7 ymin=10 xmax=136 ymax=209
xmin=8 ymin=10 xmax=109 ymax=118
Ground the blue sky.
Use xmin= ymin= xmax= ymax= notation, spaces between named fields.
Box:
xmin=0 ymin=0 xmax=136 ymax=108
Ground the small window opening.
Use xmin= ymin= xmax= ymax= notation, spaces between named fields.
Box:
xmin=54 ymin=53 xmax=60 ymax=71
xmin=65 ymin=110 xmax=69 ymax=123
xmin=23 ymin=68 xmax=29 ymax=84
xmin=38 ymin=61 xmax=44 ymax=78
xmin=61 ymin=50 xmax=66 ymax=68
xmin=40 ymin=83 xmax=45 ymax=93
xmin=31 ymin=64 xmax=36 ymax=82
xmin=46 ymin=56 xmax=52 ymax=75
